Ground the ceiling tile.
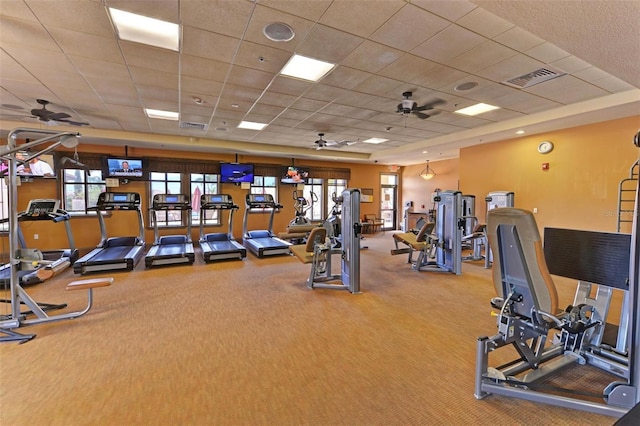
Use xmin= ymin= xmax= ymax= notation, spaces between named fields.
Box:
xmin=369 ymin=4 xmax=449 ymax=51
xmin=341 ymin=40 xmax=404 ymax=73
xmin=319 ymin=0 xmax=405 ymax=38
xmin=411 ymin=0 xmax=477 ymax=22
xmin=30 ymin=0 xmax=114 ymax=37
xmin=179 ymin=0 xmax=255 ymax=38
xmin=129 ymin=66 xmax=178 ymax=91
xmin=180 ymin=55 xmax=230 ymax=82
xmin=411 ymin=24 xmax=486 ymax=63
xmin=233 ymin=40 xmax=292 ymax=74
xmin=295 ymin=24 xmax=363 ymax=63
xmin=456 ymin=6 xmax=514 ymax=38
xmin=0 ymin=16 xmax=60 ymax=50
xmin=446 ymin=40 xmax=519 ymax=74
xmin=225 ymin=65 xmax=274 ymax=90
xmin=378 ymin=54 xmax=440 ymax=82
xmin=525 ymin=42 xmax=570 ymax=63
xmin=182 ymin=26 xmax=240 ymax=62
xmin=493 ymin=26 xmax=544 ymax=52
xmin=321 ymin=66 xmax=372 ymax=90
xmin=121 ymin=42 xmax=178 ymax=73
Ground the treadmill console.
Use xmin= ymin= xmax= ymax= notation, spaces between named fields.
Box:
xmin=201 ymin=194 xmax=235 ymax=209
xmin=152 ymin=194 xmax=190 ymax=210
xmin=97 ymin=192 xmax=141 ymax=210
xmin=246 ymin=193 xmax=277 ymax=208
xmin=20 ymin=199 xmax=69 ymax=222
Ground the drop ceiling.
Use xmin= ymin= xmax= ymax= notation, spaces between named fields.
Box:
xmin=0 ymin=0 xmax=638 ymax=165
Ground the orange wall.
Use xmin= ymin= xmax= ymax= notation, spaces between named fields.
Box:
xmin=7 ymin=115 xmax=639 ymax=253
xmin=10 ymin=147 xmax=392 ymax=252
xmin=458 ymin=115 xmax=639 ymax=234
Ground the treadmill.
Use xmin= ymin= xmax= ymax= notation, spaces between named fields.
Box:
xmin=199 ymin=194 xmax=246 ymax=262
xmin=0 ymin=199 xmax=79 ymax=286
xmin=74 ymin=192 xmax=145 ymax=274
xmin=243 ymin=193 xmax=292 ymax=258
xmin=145 ymin=194 xmax=195 ymax=267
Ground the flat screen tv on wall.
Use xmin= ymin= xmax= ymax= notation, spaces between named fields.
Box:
xmin=101 ymin=156 xmax=147 ymax=179
xmin=220 ymin=162 xmax=255 ymax=184
xmin=281 ymin=166 xmax=309 ymax=184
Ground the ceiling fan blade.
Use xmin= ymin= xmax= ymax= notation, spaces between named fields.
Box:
xmin=49 ymin=112 xmax=72 ymax=121
xmin=413 ymin=111 xmax=430 ymax=119
xmin=58 ymin=118 xmax=89 ymax=126
xmin=414 ymin=104 xmax=434 ymax=112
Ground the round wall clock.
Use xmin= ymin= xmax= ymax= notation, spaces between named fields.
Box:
xmin=537 ymin=141 xmax=554 ymax=154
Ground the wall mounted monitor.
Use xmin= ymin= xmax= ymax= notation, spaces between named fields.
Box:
xmin=220 ymin=163 xmax=254 ymax=184
xmin=101 ymin=156 xmax=146 ymax=179
xmin=281 ymin=166 xmax=309 ymax=184
xmin=14 ymin=152 xmax=57 ymax=178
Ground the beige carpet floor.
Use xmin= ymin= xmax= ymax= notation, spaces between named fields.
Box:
xmin=0 ymin=232 xmax=619 ymax=425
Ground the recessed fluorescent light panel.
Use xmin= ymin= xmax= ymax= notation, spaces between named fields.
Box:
xmin=280 ymin=54 xmax=336 ymax=82
xmin=238 ymin=121 xmax=268 ymax=130
xmin=454 ymin=103 xmax=500 ymax=116
xmin=109 ymin=8 xmax=180 ymax=51
xmin=145 ymin=108 xmax=179 ymax=120
xmin=363 ymin=138 xmax=388 ymax=144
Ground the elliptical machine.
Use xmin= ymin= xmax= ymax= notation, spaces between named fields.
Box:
xmin=289 ymin=190 xmax=317 ymax=226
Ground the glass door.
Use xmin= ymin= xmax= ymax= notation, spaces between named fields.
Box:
xmin=380 ymin=174 xmax=398 ymax=230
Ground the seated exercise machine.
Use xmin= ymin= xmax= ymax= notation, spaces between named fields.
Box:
xmin=199 ymin=194 xmax=246 ymax=262
xmin=0 ymin=128 xmax=112 ymax=343
xmin=145 ymin=194 xmax=195 ymax=267
xmin=474 ymin=205 xmax=639 ymax=417
xmin=391 ymin=190 xmax=462 ymax=274
xmin=390 ymin=217 xmax=436 ymax=270
xmin=483 ymin=191 xmax=515 ymax=268
xmin=243 ymin=193 xmax=291 ymax=258
xmin=74 ymin=192 xmax=145 ymax=274
xmin=0 ymin=199 xmax=78 ymax=286
xmin=291 ymin=189 xmax=361 ymax=293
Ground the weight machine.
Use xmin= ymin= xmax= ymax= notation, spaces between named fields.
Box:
xmin=475 ymin=137 xmax=639 ymax=417
xmin=292 ymin=189 xmax=361 ymax=293
xmin=392 ymin=190 xmax=462 ymax=274
xmin=0 ymin=128 xmax=111 ymax=343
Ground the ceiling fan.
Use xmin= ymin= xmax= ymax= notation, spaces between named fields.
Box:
xmin=314 ymin=133 xmax=357 ymax=150
xmin=396 ymin=91 xmax=445 ymax=119
xmin=29 ymin=99 xmax=89 ymax=126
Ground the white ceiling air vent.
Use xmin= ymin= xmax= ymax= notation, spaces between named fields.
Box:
xmin=180 ymin=121 xmax=208 ymax=131
xmin=502 ymin=66 xmax=567 ymax=89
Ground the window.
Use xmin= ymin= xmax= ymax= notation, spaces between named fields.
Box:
xmin=190 ymin=173 xmax=220 ymax=226
xmin=149 ymin=172 xmax=182 ymax=227
xmin=327 ymin=178 xmax=347 ymax=217
xmin=62 ymin=169 xmax=106 ymax=214
xmin=304 ymin=178 xmax=323 ymax=221
xmin=0 ymin=175 xmax=7 ymax=233
xmin=250 ymin=175 xmax=278 ymax=212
